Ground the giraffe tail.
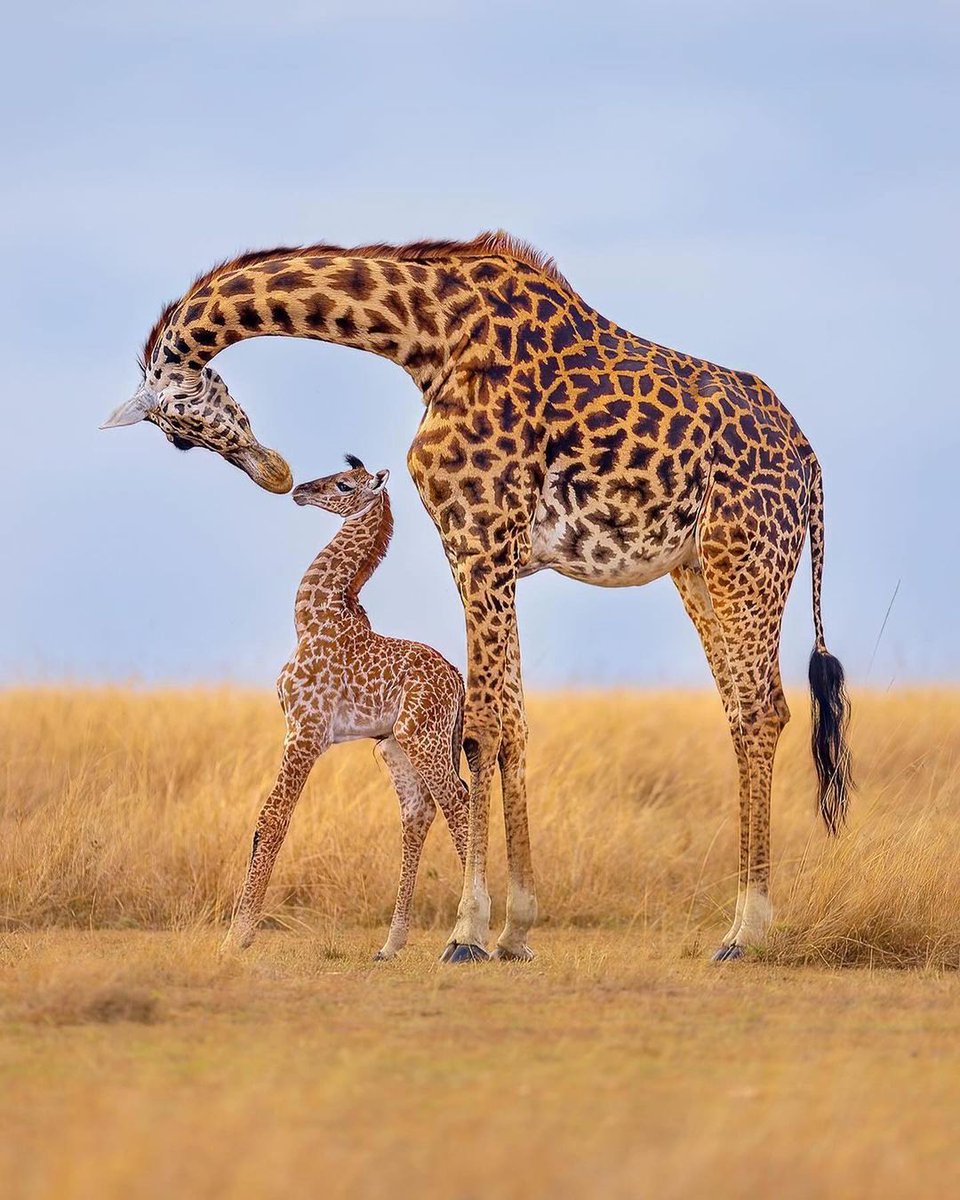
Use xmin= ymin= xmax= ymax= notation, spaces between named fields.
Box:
xmin=807 ymin=458 xmax=853 ymax=835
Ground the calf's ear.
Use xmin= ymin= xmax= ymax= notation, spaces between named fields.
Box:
xmin=370 ymin=468 xmax=390 ymax=492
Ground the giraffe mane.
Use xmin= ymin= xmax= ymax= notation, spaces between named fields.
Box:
xmin=346 ymin=492 xmax=394 ymax=615
xmin=142 ymin=230 xmax=569 ymax=368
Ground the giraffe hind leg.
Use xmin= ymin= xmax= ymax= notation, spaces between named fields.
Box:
xmin=393 ymin=679 xmax=488 ymax=964
xmin=674 ymin=478 xmax=803 ymax=961
xmin=691 ymin=481 xmax=803 ymax=960
xmin=672 ymin=563 xmax=750 ymax=950
xmin=374 ymin=736 xmax=436 ymax=961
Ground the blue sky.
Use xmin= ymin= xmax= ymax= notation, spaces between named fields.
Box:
xmin=1 ymin=1 xmax=957 ymax=689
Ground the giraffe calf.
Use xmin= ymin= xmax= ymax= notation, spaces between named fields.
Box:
xmin=222 ymin=455 xmax=468 ymax=960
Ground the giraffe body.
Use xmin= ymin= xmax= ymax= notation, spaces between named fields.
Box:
xmin=222 ymin=459 xmax=468 ymax=960
xmin=108 ymin=232 xmax=852 ymax=963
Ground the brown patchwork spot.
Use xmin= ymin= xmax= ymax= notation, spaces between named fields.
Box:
xmin=332 ymin=261 xmax=375 ymax=301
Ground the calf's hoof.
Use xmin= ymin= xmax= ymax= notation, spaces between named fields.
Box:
xmin=492 ymin=944 xmax=535 ymax=962
xmin=218 ymin=931 xmax=253 ymax=958
xmin=440 ymin=942 xmax=490 ymax=964
xmin=712 ymin=943 xmax=745 ymax=962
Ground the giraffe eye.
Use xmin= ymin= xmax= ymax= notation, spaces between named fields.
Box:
xmin=336 ymin=480 xmax=353 ymax=493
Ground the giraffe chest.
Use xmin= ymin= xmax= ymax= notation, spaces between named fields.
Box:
xmin=277 ymin=628 xmax=404 ymax=742
xmin=522 ymin=462 xmax=704 ymax=587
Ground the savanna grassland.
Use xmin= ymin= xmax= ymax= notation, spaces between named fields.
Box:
xmin=2 ymin=687 xmax=960 ymax=1199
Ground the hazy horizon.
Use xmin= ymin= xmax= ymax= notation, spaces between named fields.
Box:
xmin=2 ymin=1 xmax=957 ymax=690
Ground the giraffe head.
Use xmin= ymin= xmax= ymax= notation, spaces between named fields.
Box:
xmin=101 ymin=366 xmax=293 ymax=494
xmin=292 ymin=455 xmax=390 ymax=518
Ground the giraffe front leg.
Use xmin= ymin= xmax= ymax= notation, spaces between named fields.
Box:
xmin=374 ymin=737 xmax=436 ymax=961
xmin=439 ymin=563 xmax=516 ymax=965
xmin=493 ymin=622 xmax=537 ymax=962
xmin=220 ymin=726 xmax=326 ymax=955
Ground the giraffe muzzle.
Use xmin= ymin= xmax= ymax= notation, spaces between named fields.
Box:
xmin=230 ymin=445 xmax=293 ymax=494
xmin=292 ymin=481 xmax=322 ymax=506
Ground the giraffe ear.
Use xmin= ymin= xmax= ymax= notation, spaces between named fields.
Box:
xmin=370 ymin=469 xmax=389 ymax=492
xmin=100 ymin=385 xmax=157 ymax=429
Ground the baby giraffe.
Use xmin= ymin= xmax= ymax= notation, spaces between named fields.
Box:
xmin=222 ymin=455 xmax=468 ymax=960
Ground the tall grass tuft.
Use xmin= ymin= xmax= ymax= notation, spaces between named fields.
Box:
xmin=1 ymin=687 xmax=958 ymax=967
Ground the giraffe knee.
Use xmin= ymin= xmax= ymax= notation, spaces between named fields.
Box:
xmin=254 ymin=807 xmax=289 ymax=842
xmin=462 ymin=711 xmax=502 ymax=771
xmin=402 ymin=797 xmax=436 ymax=837
xmin=741 ymin=687 xmax=790 ymax=736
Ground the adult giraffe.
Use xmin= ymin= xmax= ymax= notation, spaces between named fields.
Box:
xmin=103 ymin=231 xmax=852 ymax=962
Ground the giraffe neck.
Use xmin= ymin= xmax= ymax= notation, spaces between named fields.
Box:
xmin=145 ymin=249 xmax=491 ymax=394
xmin=294 ymin=493 xmax=393 ymax=632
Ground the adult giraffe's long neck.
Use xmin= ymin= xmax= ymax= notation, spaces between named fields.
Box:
xmin=295 ymin=492 xmax=394 ymax=632
xmin=145 ymin=247 xmax=488 ymax=394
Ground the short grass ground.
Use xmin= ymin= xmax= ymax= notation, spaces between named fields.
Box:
xmin=3 ymin=929 xmax=960 ymax=1200
xmin=2 ymin=688 xmax=960 ymax=1197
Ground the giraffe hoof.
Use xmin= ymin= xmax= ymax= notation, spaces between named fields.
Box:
xmin=372 ymin=950 xmax=393 ymax=962
xmin=492 ymin=944 xmax=535 ymax=962
xmin=712 ymin=943 xmax=745 ymax=962
xmin=440 ymin=942 xmax=490 ymax=964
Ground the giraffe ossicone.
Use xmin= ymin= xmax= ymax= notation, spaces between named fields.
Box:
xmin=221 ymin=459 xmax=468 ymax=961
xmin=111 ymin=230 xmax=853 ymax=962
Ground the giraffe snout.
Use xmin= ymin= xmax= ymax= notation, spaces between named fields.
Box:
xmin=230 ymin=445 xmax=293 ymax=494
xmin=292 ymin=480 xmax=323 ymax=506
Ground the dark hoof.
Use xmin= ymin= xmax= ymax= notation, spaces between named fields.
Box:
xmin=439 ymin=942 xmax=490 ymax=964
xmin=712 ymin=943 xmax=745 ymax=962
xmin=372 ymin=951 xmax=388 ymax=962
xmin=492 ymin=945 xmax=535 ymax=962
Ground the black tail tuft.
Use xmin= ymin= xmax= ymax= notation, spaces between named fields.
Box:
xmin=808 ymin=648 xmax=853 ymax=835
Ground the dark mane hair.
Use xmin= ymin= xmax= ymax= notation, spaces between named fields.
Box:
xmin=345 ymin=492 xmax=394 ymax=618
xmin=142 ymin=230 xmax=568 ymax=367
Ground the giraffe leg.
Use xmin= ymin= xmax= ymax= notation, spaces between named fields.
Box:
xmin=693 ymin=483 xmax=805 ymax=960
xmin=672 ymin=563 xmax=749 ymax=947
xmin=493 ymin=622 xmax=536 ymax=961
xmin=708 ymin=646 xmax=790 ymax=961
xmin=220 ymin=725 xmax=327 ymax=954
xmin=373 ymin=736 xmax=436 ymax=961
xmin=392 ymin=690 xmax=468 ymax=867
xmin=439 ymin=566 xmax=517 ymax=964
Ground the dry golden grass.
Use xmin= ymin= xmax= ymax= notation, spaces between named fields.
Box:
xmin=3 ymin=928 xmax=960 ymax=1200
xmin=3 ymin=688 xmax=960 ymax=1200
xmin=2 ymin=686 xmax=959 ymax=965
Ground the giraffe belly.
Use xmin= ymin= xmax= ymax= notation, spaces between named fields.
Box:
xmin=522 ymin=479 xmax=699 ymax=587
xmin=330 ymin=696 xmax=400 ymax=743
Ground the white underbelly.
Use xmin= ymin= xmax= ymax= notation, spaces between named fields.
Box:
xmin=330 ymin=700 xmax=398 ymax=744
xmin=521 ymin=508 xmax=697 ymax=588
